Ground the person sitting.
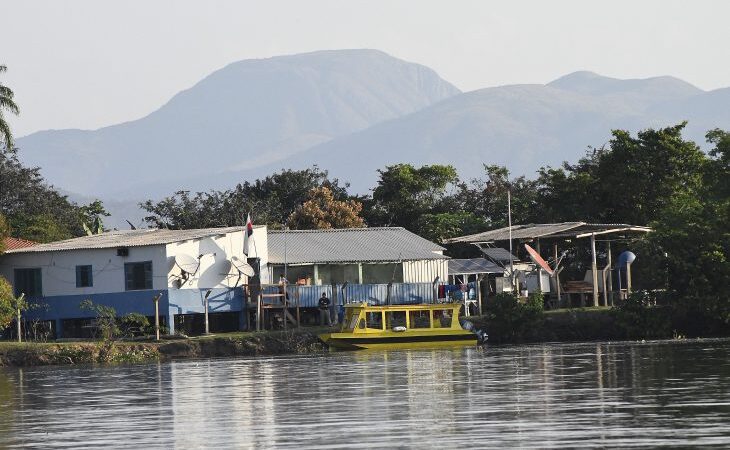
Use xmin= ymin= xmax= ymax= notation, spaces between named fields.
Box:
xmin=318 ymin=293 xmax=332 ymax=326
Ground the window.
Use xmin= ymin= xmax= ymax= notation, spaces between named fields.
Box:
xmin=409 ymin=310 xmax=430 ymax=329
xmin=14 ymin=268 xmax=42 ymax=297
xmin=124 ymin=261 xmax=152 ymax=290
xmin=76 ymin=265 xmax=93 ymax=288
xmin=385 ymin=311 xmax=407 ymax=330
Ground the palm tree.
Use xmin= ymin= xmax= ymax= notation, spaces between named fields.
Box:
xmin=0 ymin=65 xmax=20 ymax=150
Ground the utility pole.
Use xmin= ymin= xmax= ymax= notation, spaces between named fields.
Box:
xmin=508 ymin=188 xmax=515 ymax=293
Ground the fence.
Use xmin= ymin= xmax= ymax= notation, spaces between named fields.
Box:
xmin=260 ymin=283 xmax=437 ymax=308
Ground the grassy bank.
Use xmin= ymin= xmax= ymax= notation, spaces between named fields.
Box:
xmin=0 ymin=328 xmax=328 ymax=367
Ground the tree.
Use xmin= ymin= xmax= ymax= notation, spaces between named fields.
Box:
xmin=141 ymin=167 xmax=350 ymax=229
xmin=0 ymin=213 xmax=9 ymax=253
xmin=0 ymin=147 xmax=103 ymax=242
xmin=0 ymin=65 xmax=20 ymax=151
xmin=536 ymin=123 xmax=707 ymax=225
xmin=368 ymin=164 xmax=458 ymax=231
xmin=80 ymin=200 xmax=110 ymax=235
xmin=0 ymin=276 xmax=15 ymax=330
xmin=287 ymin=186 xmax=365 ymax=229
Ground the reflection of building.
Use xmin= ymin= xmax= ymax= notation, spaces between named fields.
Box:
xmin=0 ymin=226 xmax=267 ymax=337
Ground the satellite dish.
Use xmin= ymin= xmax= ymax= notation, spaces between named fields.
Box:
xmin=175 ymin=253 xmax=200 ymax=275
xmin=232 ymin=257 xmax=255 ymax=277
xmin=525 ymin=244 xmax=554 ymax=276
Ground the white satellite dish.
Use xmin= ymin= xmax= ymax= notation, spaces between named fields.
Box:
xmin=232 ymin=257 xmax=256 ymax=277
xmin=175 ymin=253 xmax=200 ymax=275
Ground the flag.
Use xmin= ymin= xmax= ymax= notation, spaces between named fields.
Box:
xmin=243 ymin=214 xmax=254 ymax=256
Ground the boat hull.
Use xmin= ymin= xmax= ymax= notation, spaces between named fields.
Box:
xmin=319 ymin=331 xmax=477 ymax=350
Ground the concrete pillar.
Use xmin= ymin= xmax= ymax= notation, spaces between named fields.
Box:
xmin=167 ymin=312 xmax=175 ymax=335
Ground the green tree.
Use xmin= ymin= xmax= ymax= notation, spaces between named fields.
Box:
xmin=0 ymin=276 xmax=14 ymax=329
xmin=0 ymin=147 xmax=102 ymax=241
xmin=368 ymin=164 xmax=458 ymax=231
xmin=0 ymin=213 xmax=9 ymax=253
xmin=536 ymin=123 xmax=706 ymax=225
xmin=141 ymin=167 xmax=349 ymax=229
xmin=0 ymin=65 xmax=20 ymax=151
xmin=287 ymin=186 xmax=365 ymax=229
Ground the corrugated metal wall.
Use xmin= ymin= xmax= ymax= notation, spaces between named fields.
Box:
xmin=402 ymin=259 xmax=448 ymax=283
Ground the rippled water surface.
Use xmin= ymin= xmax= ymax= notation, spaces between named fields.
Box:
xmin=2 ymin=339 xmax=730 ymax=448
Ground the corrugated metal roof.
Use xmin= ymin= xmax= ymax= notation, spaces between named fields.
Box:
xmin=445 ymin=222 xmax=652 ymax=243
xmin=268 ymin=227 xmax=446 ymax=264
xmin=3 ymin=237 xmax=38 ymax=251
xmin=448 ymin=258 xmax=503 ymax=275
xmin=3 ymin=226 xmax=263 ymax=254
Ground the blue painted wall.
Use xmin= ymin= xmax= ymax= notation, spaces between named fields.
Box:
xmin=22 ymin=287 xmax=245 ymax=337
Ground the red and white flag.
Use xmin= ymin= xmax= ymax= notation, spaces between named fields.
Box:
xmin=243 ymin=214 xmax=254 ymax=256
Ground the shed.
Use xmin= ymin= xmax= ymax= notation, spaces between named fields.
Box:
xmin=267 ymin=227 xmax=448 ymax=285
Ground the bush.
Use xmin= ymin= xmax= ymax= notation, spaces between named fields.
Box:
xmin=483 ymin=292 xmax=545 ymax=343
xmin=612 ymin=291 xmax=672 ymax=339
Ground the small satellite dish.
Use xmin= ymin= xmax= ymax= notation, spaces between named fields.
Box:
xmin=232 ymin=257 xmax=255 ymax=277
xmin=175 ymin=253 xmax=200 ymax=275
xmin=525 ymin=244 xmax=554 ymax=276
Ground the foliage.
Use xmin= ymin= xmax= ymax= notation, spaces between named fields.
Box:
xmin=0 ymin=147 xmax=107 ymax=242
xmin=416 ymin=211 xmax=487 ymax=244
xmin=366 ymin=164 xmax=459 ymax=233
xmin=483 ymin=292 xmax=544 ymax=343
xmin=80 ymin=200 xmax=109 ymax=235
xmin=611 ymin=291 xmax=672 ymax=339
xmin=287 ymin=186 xmax=365 ymax=229
xmin=0 ymin=213 xmax=8 ymax=253
xmin=141 ymin=166 xmax=348 ymax=228
xmin=0 ymin=64 xmax=20 ymax=151
xmin=0 ymin=276 xmax=14 ymax=329
xmin=79 ymin=299 xmax=119 ymax=342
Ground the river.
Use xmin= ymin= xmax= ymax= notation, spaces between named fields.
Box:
xmin=1 ymin=339 xmax=730 ymax=448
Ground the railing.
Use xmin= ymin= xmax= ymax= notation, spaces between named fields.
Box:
xmin=270 ymin=282 xmax=437 ymax=307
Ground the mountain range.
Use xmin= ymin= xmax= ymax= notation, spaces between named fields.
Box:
xmin=15 ymin=49 xmax=730 ymax=226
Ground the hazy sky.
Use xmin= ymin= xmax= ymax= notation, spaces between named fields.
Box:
xmin=4 ymin=0 xmax=730 ymax=137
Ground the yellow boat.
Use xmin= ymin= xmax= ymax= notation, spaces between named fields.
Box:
xmin=319 ymin=302 xmax=479 ymax=350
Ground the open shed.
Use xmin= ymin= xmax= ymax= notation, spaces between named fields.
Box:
xmin=446 ymin=222 xmax=652 ymax=306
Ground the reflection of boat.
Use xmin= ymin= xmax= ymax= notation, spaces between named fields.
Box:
xmin=319 ymin=303 xmax=478 ymax=350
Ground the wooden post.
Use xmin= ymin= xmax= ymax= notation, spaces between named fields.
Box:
xmin=554 ymin=244 xmax=561 ymax=308
xmin=626 ymin=261 xmax=633 ymax=295
xmin=591 ymin=233 xmax=599 ymax=307
xmin=16 ymin=308 xmax=21 ymax=343
xmin=606 ymin=241 xmax=613 ymax=306
xmin=283 ymin=281 xmax=288 ymax=332
xmin=256 ymin=290 xmax=262 ymax=331
xmin=477 ymin=275 xmax=484 ymax=316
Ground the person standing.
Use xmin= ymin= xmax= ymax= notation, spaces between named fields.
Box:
xmin=318 ymin=293 xmax=332 ymax=326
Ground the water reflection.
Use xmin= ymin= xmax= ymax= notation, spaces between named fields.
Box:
xmin=1 ymin=340 xmax=730 ymax=448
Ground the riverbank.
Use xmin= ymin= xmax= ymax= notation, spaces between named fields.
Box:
xmin=0 ymin=328 xmax=328 ymax=367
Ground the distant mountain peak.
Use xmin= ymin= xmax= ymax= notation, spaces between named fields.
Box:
xmin=548 ymin=71 xmax=703 ymax=98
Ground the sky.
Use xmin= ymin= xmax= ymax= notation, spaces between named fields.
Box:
xmin=3 ymin=0 xmax=730 ymax=137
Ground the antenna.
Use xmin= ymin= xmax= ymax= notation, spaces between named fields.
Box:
xmin=174 ymin=253 xmax=200 ymax=285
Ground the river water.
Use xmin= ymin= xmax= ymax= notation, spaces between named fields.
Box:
xmin=1 ymin=339 xmax=730 ymax=448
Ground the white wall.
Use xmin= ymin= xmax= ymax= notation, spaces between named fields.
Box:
xmin=165 ymin=225 xmax=269 ymax=290
xmin=0 ymin=245 xmax=168 ymax=297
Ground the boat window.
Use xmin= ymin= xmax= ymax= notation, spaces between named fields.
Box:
xmin=358 ymin=319 xmax=366 ymax=329
xmin=433 ymin=310 xmax=453 ymax=328
xmin=385 ymin=311 xmax=406 ymax=330
xmin=408 ymin=311 xmax=430 ymax=329
xmin=365 ymin=312 xmax=384 ymax=330
xmin=346 ymin=312 xmax=360 ymax=331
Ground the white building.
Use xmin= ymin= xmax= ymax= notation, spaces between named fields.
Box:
xmin=0 ymin=226 xmax=267 ymax=337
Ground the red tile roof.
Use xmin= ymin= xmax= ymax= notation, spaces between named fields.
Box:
xmin=3 ymin=237 xmax=38 ymax=251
